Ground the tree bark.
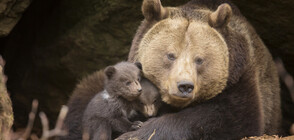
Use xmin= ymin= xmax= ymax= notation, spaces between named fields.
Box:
xmin=0 ymin=56 xmax=13 ymax=139
xmin=0 ymin=0 xmax=31 ymax=37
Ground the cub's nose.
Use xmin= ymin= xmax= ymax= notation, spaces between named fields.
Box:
xmin=138 ymin=88 xmax=142 ymax=93
xmin=177 ymin=81 xmax=194 ymax=94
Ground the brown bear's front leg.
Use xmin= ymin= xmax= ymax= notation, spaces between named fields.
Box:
xmin=116 ymin=91 xmax=263 ymax=140
xmin=131 ymin=121 xmax=143 ymax=130
xmin=110 ymin=117 xmax=137 ymax=133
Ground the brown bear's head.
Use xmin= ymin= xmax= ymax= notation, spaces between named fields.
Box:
xmin=104 ymin=62 xmax=143 ymax=101
xmin=130 ymin=0 xmax=238 ymax=107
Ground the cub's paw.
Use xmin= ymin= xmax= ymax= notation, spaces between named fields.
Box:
xmin=131 ymin=121 xmax=143 ymax=130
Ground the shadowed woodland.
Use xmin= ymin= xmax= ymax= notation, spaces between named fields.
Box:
xmin=0 ymin=0 xmax=294 ymax=139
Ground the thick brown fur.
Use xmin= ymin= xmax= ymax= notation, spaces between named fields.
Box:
xmin=82 ymin=62 xmax=143 ymax=140
xmin=82 ymin=92 xmax=141 ymax=140
xmin=118 ymin=0 xmax=282 ymax=139
xmin=60 ymin=70 xmax=106 ymax=140
xmin=82 ymin=62 xmax=162 ymax=140
xmin=62 ymin=62 xmax=161 ymax=140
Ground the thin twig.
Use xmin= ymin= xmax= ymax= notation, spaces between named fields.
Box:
xmin=55 ymin=105 xmax=68 ymax=129
xmin=148 ymin=129 xmax=156 ymax=140
xmin=19 ymin=100 xmax=39 ymax=140
xmin=39 ymin=106 xmax=68 ymax=140
xmin=39 ymin=112 xmax=50 ymax=139
xmin=48 ymin=105 xmax=68 ymax=137
xmin=8 ymin=101 xmax=68 ymax=140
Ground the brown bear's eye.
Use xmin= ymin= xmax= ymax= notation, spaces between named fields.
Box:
xmin=126 ymin=81 xmax=131 ymax=86
xmin=167 ymin=53 xmax=176 ymax=61
xmin=195 ymin=58 xmax=204 ymax=65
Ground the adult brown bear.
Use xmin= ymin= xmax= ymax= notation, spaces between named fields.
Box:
xmin=118 ymin=0 xmax=282 ymax=139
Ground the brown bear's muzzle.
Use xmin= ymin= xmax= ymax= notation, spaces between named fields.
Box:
xmin=166 ymin=81 xmax=194 ymax=99
xmin=171 ymin=93 xmax=193 ymax=99
xmin=177 ymin=81 xmax=194 ymax=95
xmin=143 ymin=104 xmax=157 ymax=118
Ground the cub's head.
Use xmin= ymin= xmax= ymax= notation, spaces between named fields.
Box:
xmin=131 ymin=0 xmax=234 ymax=107
xmin=137 ymin=78 xmax=161 ymax=117
xmin=104 ymin=62 xmax=142 ymax=101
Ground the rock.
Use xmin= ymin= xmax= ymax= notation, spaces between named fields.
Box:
xmin=0 ymin=0 xmax=31 ymax=37
xmin=232 ymin=0 xmax=294 ymax=75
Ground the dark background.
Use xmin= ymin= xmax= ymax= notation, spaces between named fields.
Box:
xmin=0 ymin=0 xmax=293 ymax=134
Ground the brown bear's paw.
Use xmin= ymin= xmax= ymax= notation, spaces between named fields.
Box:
xmin=131 ymin=121 xmax=143 ymax=130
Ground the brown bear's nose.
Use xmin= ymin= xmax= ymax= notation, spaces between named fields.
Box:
xmin=177 ymin=81 xmax=194 ymax=94
xmin=138 ymin=88 xmax=142 ymax=93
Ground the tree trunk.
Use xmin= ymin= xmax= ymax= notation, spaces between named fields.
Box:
xmin=0 ymin=56 xmax=13 ymax=139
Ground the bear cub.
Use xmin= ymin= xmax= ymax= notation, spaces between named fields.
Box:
xmin=137 ymin=78 xmax=161 ymax=118
xmin=82 ymin=61 xmax=161 ymax=140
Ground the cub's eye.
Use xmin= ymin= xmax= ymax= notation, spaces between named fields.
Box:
xmin=126 ymin=81 xmax=131 ymax=86
xmin=140 ymin=102 xmax=144 ymax=105
xmin=153 ymin=99 xmax=157 ymax=103
xmin=195 ymin=58 xmax=204 ymax=65
xmin=167 ymin=53 xmax=176 ymax=61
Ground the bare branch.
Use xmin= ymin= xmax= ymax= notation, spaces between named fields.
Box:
xmin=7 ymin=101 xmax=68 ymax=140
xmin=39 ymin=112 xmax=50 ymax=139
xmin=48 ymin=105 xmax=68 ymax=137
xmin=39 ymin=106 xmax=68 ymax=140
xmin=19 ymin=99 xmax=39 ymax=140
xmin=54 ymin=105 xmax=68 ymax=132
xmin=148 ymin=129 xmax=156 ymax=140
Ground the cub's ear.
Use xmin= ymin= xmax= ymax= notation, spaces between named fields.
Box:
xmin=135 ymin=62 xmax=142 ymax=71
xmin=142 ymin=0 xmax=168 ymax=21
xmin=104 ymin=66 xmax=116 ymax=79
xmin=209 ymin=3 xmax=232 ymax=28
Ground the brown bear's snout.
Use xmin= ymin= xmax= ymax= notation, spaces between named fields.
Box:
xmin=177 ymin=81 xmax=194 ymax=95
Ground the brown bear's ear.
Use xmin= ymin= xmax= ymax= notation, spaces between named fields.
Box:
xmin=135 ymin=62 xmax=142 ymax=71
xmin=208 ymin=3 xmax=232 ymax=28
xmin=104 ymin=66 xmax=116 ymax=79
xmin=142 ymin=0 xmax=168 ymax=21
